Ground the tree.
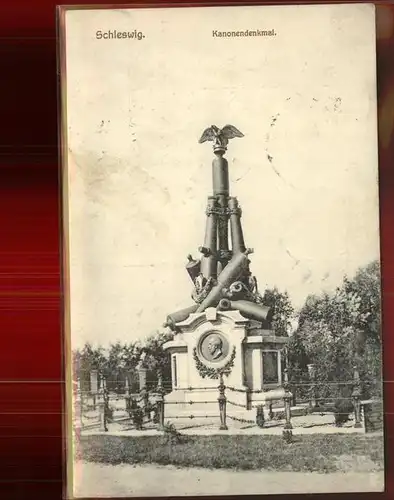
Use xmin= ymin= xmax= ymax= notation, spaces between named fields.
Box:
xmin=119 ymin=341 xmax=143 ymax=392
xmin=119 ymin=342 xmax=143 ymax=372
xmin=342 ymin=260 xmax=381 ymax=346
xmin=288 ymin=260 xmax=382 ymax=401
xmin=141 ymin=330 xmax=174 ymax=389
xmin=72 ymin=343 xmax=107 ymax=392
xmin=84 ymin=341 xmax=143 ymax=393
xmin=261 ymin=287 xmax=295 ymax=336
xmin=105 ymin=342 xmax=124 ymax=391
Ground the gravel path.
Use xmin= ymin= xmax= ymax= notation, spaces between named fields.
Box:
xmin=72 ymin=461 xmax=384 ymax=497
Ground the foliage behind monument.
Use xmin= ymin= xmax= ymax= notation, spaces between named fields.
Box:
xmin=288 ymin=260 xmax=382 ymax=400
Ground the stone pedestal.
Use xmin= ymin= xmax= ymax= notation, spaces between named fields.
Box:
xmin=164 ymin=308 xmax=248 ymax=398
xmin=138 ymin=367 xmax=148 ymax=390
xmin=163 ymin=307 xmax=289 ymax=413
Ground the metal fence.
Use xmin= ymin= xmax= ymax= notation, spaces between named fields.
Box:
xmin=73 ymin=372 xmax=295 ymax=437
xmin=73 ymin=369 xmax=383 ymax=438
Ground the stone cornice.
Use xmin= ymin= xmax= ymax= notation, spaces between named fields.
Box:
xmin=244 ymin=335 xmax=289 ymax=344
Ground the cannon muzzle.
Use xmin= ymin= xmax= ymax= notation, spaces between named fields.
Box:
xmin=186 ymin=255 xmax=201 ymax=283
xmin=218 ymin=298 xmax=273 ymax=324
xmin=163 ymin=304 xmax=199 ymax=330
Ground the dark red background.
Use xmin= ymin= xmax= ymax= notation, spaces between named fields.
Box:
xmin=0 ymin=1 xmax=393 ymax=498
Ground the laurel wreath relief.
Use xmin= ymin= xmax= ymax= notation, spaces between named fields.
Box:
xmin=192 ymin=346 xmax=236 ymax=379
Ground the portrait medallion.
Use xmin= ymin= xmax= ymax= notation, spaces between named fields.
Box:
xmin=197 ymin=331 xmax=230 ymax=365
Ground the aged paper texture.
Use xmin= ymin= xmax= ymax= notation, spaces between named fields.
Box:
xmin=61 ymin=3 xmax=384 ymax=497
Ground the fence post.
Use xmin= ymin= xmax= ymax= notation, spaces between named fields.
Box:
xmin=282 ymin=369 xmax=293 ymax=442
xmin=125 ymin=374 xmax=131 ymax=412
xmin=140 ymin=387 xmax=149 ymax=419
xmin=156 ymin=380 xmax=165 ymax=431
xmin=98 ymin=389 xmax=108 ymax=432
xmin=104 ymin=384 xmax=110 ymax=414
xmin=246 ymin=387 xmax=252 ymax=410
xmin=290 ymin=368 xmax=297 ymax=406
xmin=90 ymin=369 xmax=98 ymax=411
xmin=218 ymin=372 xmax=228 ymax=431
xmin=138 ymin=366 xmax=150 ymax=419
xmin=268 ymin=402 xmax=274 ymax=420
xmin=78 ymin=385 xmax=84 ymax=429
xmin=352 ymin=366 xmax=362 ymax=428
xmin=307 ymin=364 xmax=317 ymax=411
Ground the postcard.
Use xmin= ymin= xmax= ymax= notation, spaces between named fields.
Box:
xmin=58 ymin=3 xmax=384 ymax=497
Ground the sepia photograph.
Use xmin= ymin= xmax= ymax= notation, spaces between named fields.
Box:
xmin=59 ymin=3 xmax=384 ymax=497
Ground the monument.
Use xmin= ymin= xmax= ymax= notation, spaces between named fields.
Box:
xmin=163 ymin=125 xmax=289 ymax=413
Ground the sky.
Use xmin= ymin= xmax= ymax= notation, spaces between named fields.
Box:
xmin=63 ymin=4 xmax=380 ymax=348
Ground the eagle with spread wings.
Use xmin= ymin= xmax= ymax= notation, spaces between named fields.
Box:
xmin=198 ymin=125 xmax=244 ymax=149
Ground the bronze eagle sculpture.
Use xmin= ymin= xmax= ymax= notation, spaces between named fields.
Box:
xmin=198 ymin=124 xmax=244 ymax=149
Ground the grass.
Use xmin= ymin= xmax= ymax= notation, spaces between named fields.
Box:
xmin=76 ymin=433 xmax=384 ymax=473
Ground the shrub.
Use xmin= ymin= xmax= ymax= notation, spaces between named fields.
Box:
xmin=256 ymin=405 xmax=265 ymax=428
xmin=128 ymin=398 xmax=144 ymax=429
xmin=334 ymin=397 xmax=354 ymax=427
xmin=104 ymin=405 xmax=114 ymax=422
xmin=153 ymin=405 xmax=161 ymax=424
xmin=282 ymin=429 xmax=293 ymax=444
xmin=163 ymin=421 xmax=183 ymax=444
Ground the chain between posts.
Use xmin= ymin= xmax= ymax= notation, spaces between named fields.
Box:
xmin=75 ymin=365 xmax=370 ymax=434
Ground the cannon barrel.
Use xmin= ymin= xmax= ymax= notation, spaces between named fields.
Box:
xmin=228 ymin=197 xmax=246 ymax=254
xmin=200 ymin=196 xmax=218 ymax=279
xmin=163 ymin=304 xmax=199 ymax=329
xmin=217 ymin=193 xmax=231 ymax=267
xmin=212 ymin=154 xmax=229 ymax=196
xmin=218 ymin=298 xmax=273 ymax=324
xmin=196 ymin=251 xmax=251 ymax=312
xmin=186 ymin=255 xmax=200 ymax=283
xmin=218 ymin=298 xmax=232 ymax=310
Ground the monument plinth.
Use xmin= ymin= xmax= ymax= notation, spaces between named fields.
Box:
xmin=163 ymin=125 xmax=289 ymax=412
